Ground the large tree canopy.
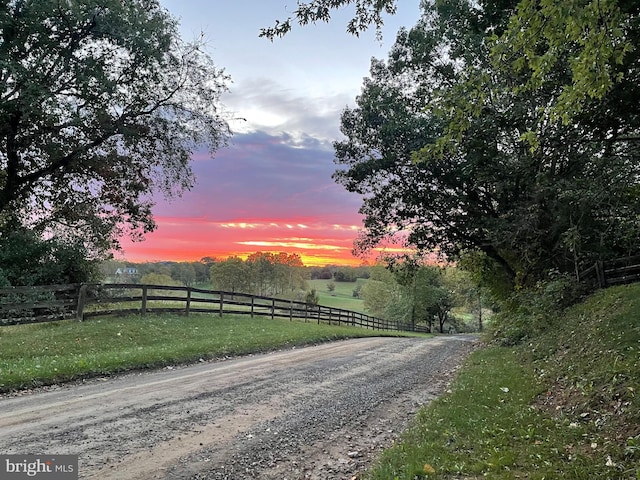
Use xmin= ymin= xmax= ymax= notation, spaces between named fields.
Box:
xmin=0 ymin=0 xmax=230 ymax=259
xmin=320 ymin=0 xmax=640 ymax=287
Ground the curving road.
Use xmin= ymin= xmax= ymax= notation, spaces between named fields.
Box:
xmin=0 ymin=335 xmax=477 ymax=479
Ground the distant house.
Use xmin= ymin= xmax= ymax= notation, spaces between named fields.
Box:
xmin=115 ymin=267 xmax=139 ymax=276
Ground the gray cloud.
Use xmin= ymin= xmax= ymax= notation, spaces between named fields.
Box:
xmin=152 ymin=130 xmax=363 ymax=227
xmin=223 ymin=78 xmax=354 ymax=144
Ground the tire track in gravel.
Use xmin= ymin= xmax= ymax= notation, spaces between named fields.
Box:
xmin=0 ymin=335 xmax=477 ymax=479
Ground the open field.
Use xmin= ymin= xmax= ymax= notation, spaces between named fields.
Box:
xmin=0 ymin=313 xmax=426 ymax=393
xmin=308 ymin=278 xmax=367 ymax=313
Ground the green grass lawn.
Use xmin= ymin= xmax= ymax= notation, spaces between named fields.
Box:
xmin=366 ymin=283 xmax=640 ymax=479
xmin=0 ymin=313 xmax=423 ymax=393
xmin=308 ymin=278 xmax=367 ymax=313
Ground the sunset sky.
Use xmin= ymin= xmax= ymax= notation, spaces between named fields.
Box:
xmin=118 ymin=1 xmax=422 ymax=266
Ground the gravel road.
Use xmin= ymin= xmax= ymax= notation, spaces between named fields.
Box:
xmin=0 ymin=335 xmax=477 ymax=479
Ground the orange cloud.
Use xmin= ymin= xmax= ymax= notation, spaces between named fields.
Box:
xmin=118 ymin=216 xmax=365 ymax=266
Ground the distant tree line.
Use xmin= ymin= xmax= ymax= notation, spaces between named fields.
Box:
xmin=98 ymin=254 xmax=486 ymax=332
xmin=308 ymin=265 xmax=370 ymax=281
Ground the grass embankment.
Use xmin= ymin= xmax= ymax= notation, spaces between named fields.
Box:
xmin=367 ymin=284 xmax=640 ymax=479
xmin=0 ymin=314 xmax=421 ymax=393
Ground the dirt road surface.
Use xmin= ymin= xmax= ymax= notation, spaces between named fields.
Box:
xmin=0 ymin=335 xmax=477 ymax=479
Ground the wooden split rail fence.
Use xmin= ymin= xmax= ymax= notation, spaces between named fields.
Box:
xmin=578 ymin=255 xmax=640 ymax=289
xmin=0 ymin=283 xmax=429 ymax=333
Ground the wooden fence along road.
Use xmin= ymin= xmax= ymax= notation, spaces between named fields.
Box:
xmin=578 ymin=255 xmax=640 ymax=289
xmin=0 ymin=283 xmax=430 ymax=334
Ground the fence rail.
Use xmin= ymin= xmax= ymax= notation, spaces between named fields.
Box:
xmin=0 ymin=283 xmax=429 ymax=334
xmin=579 ymin=255 xmax=640 ymax=289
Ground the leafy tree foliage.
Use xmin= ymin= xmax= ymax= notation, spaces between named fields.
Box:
xmin=171 ymin=262 xmax=196 ymax=287
xmin=139 ymin=272 xmax=179 ymax=287
xmin=360 ymin=259 xmax=454 ymax=332
xmin=0 ymin=0 xmax=230 ymax=263
xmin=309 ymin=266 xmax=333 ymax=280
xmin=333 ymin=267 xmax=359 ymax=282
xmin=210 ymin=256 xmax=250 ymax=294
xmin=246 ymin=252 xmax=306 ymax=296
xmin=360 ymin=264 xmax=398 ymax=318
xmin=333 ymin=0 xmax=640 ymax=289
xmin=492 ymin=0 xmax=640 ymax=124
xmin=0 ymin=228 xmax=99 ymax=285
xmin=210 ymin=252 xmax=307 ymax=297
xmin=304 ymin=288 xmax=319 ymax=305
xmin=388 ymin=258 xmax=454 ymax=333
xmin=260 ymin=0 xmax=397 ymax=39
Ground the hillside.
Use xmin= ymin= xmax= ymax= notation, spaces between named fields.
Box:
xmin=366 ymin=283 xmax=640 ymax=479
xmin=528 ymin=283 xmax=640 ymax=459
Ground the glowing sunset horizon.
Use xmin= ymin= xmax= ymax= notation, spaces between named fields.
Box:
xmin=106 ymin=2 xmax=423 ymax=270
xmin=118 ymin=216 xmax=369 ymax=267
xmin=113 ymin=2 xmax=424 ymax=267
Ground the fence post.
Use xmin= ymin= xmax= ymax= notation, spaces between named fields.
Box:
xmin=290 ymin=299 xmax=293 ymax=321
xmin=271 ymin=298 xmax=275 ymax=320
xmin=185 ymin=287 xmax=191 ymax=316
xmin=596 ymin=260 xmax=607 ymax=288
xmin=219 ymin=292 xmax=224 ymax=317
xmin=76 ymin=284 xmax=88 ymax=321
xmin=251 ymin=296 xmax=255 ymax=318
xmin=141 ymin=285 xmax=147 ymax=316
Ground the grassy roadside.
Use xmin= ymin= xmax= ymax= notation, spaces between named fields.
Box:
xmin=366 ymin=284 xmax=640 ymax=479
xmin=0 ymin=314 xmax=424 ymax=393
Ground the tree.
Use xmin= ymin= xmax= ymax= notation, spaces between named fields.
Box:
xmin=191 ymin=261 xmax=210 ymax=285
xmin=0 ymin=227 xmax=99 ymax=285
xmin=492 ymin=0 xmax=640 ymax=125
xmin=334 ymin=1 xmax=522 ymax=281
xmin=334 ymin=267 xmax=358 ymax=282
xmin=260 ymin=0 xmax=397 ymax=40
xmin=140 ymin=272 xmax=179 ymax=287
xmin=443 ymin=264 xmax=492 ymax=332
xmin=359 ymin=264 xmax=398 ymax=318
xmin=304 ymin=288 xmax=319 ymax=306
xmin=266 ymin=0 xmax=640 ymax=294
xmin=245 ymin=252 xmax=307 ymax=296
xmin=210 ymin=257 xmax=250 ymax=294
xmin=272 ymin=252 xmax=306 ymax=294
xmin=0 ymin=0 xmax=230 ymax=260
xmin=171 ymin=262 xmax=196 ymax=287
xmin=388 ymin=258 xmax=454 ymax=333
xmin=333 ymin=0 xmax=640 ymax=289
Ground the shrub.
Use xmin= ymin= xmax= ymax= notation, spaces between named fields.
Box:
xmin=489 ymin=271 xmax=585 ymax=346
xmin=0 ymin=228 xmax=99 ymax=285
xmin=305 ymin=289 xmax=319 ymax=305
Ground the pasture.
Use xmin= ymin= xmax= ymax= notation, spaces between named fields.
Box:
xmin=308 ymin=278 xmax=367 ymax=312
